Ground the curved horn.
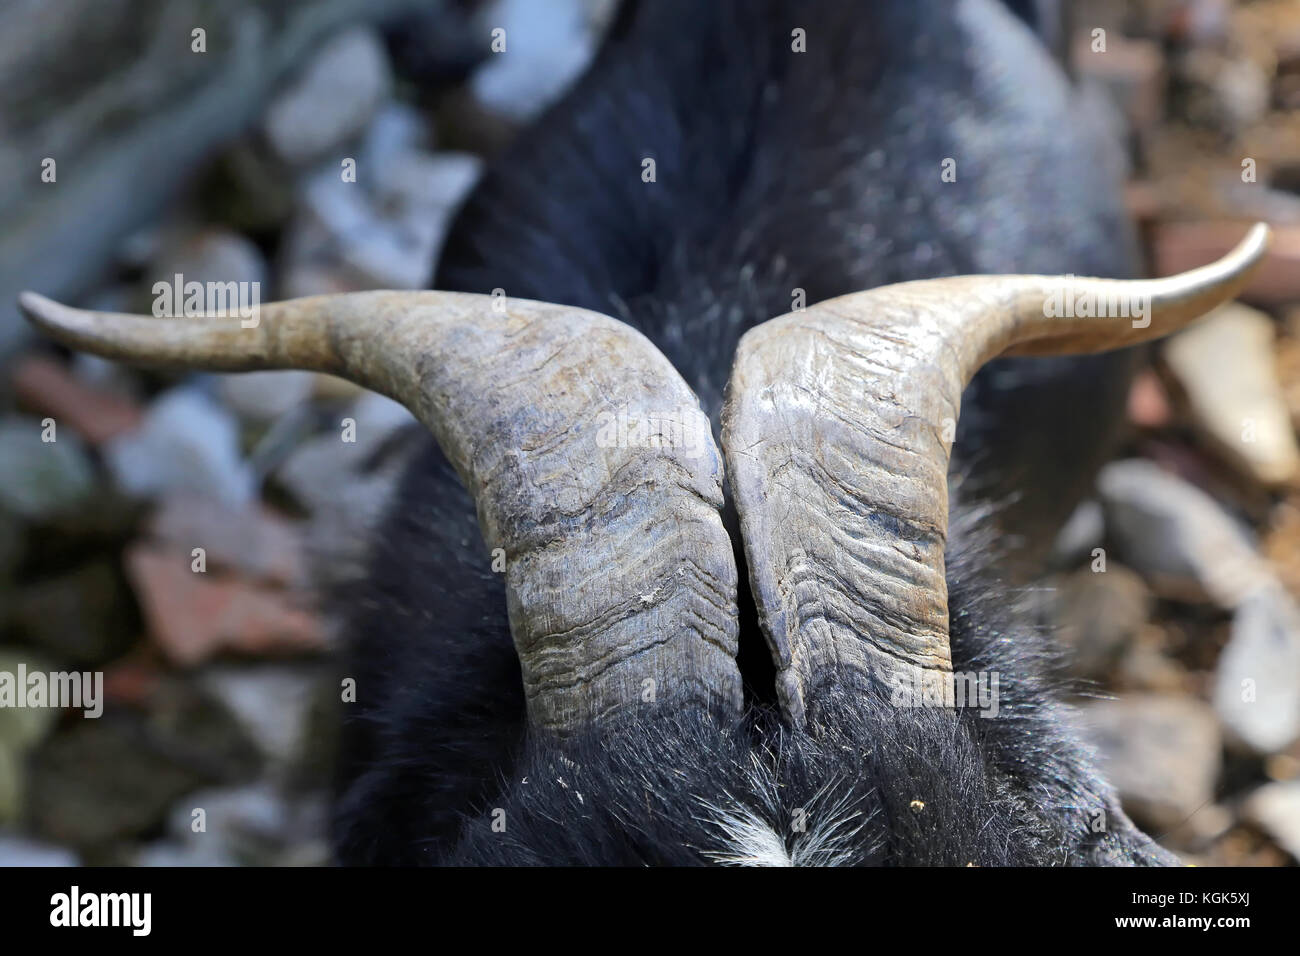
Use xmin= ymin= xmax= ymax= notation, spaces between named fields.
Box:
xmin=19 ymin=290 xmax=742 ymax=735
xmin=723 ymin=223 xmax=1271 ymax=726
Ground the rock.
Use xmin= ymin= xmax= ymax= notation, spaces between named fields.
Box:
xmin=1082 ymin=695 xmax=1222 ymax=832
xmin=262 ymin=27 xmax=392 ymax=166
xmin=1054 ymin=566 xmax=1152 ymax=680
xmin=134 ymin=839 xmax=232 ymax=868
xmin=145 ymin=494 xmax=307 ymax=587
xmin=1097 ymin=459 xmax=1274 ymax=607
xmin=281 ymin=149 xmax=481 ymax=296
xmin=1242 ymin=780 xmax=1300 ymax=861
xmin=199 ymin=666 xmax=320 ymax=772
xmin=0 ymin=743 xmax=18 ymax=824
xmin=149 ymin=227 xmax=268 ymax=299
xmin=10 ymin=560 xmax=137 ymax=666
xmin=136 ymin=782 xmax=329 ymax=866
xmin=1263 ymin=495 xmax=1300 ymax=602
xmin=275 ymin=392 xmax=418 ymax=584
xmin=1206 ymin=54 xmax=1271 ymax=132
xmin=0 ymin=0 xmax=440 ymax=356
xmin=0 ymin=649 xmax=61 ymax=754
xmin=1213 ymin=583 xmax=1300 ymax=754
xmin=359 ymin=101 xmax=433 ymax=168
xmin=0 ymin=833 xmax=80 ymax=866
xmin=27 ymin=680 xmax=261 ymax=848
xmin=12 ymin=354 xmax=144 ymax=445
xmin=125 ymin=545 xmax=324 ymax=667
xmin=1162 ymin=303 xmax=1300 ymax=487
xmin=104 ymin=388 xmax=255 ymax=508
xmin=0 ymin=415 xmax=96 ymax=520
xmin=217 ymin=370 xmax=316 ymax=423
xmin=1115 ymin=632 xmax=1193 ymax=694
xmin=1152 ymin=222 xmax=1300 ymax=307
xmin=1126 ymin=368 xmax=1173 ymax=429
xmin=277 ymin=392 xmax=416 ymax=515
xmin=1050 ymin=498 xmax=1105 ymax=568
xmin=470 ymin=0 xmax=597 ymax=123
xmin=101 ymin=652 xmax=164 ymax=708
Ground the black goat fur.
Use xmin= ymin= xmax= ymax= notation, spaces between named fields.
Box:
xmin=332 ymin=0 xmax=1175 ymax=865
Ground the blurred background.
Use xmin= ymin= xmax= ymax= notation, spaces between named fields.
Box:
xmin=0 ymin=0 xmax=1297 ymax=865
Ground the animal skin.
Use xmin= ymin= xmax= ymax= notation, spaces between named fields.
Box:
xmin=331 ymin=0 xmax=1176 ymax=865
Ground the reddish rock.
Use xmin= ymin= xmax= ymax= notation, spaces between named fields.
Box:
xmin=11 ymin=354 xmax=143 ymax=445
xmin=144 ymin=495 xmax=307 ymax=587
xmin=1127 ymin=368 xmax=1173 ymax=428
xmin=125 ymin=545 xmax=324 ymax=667
xmin=1151 ymin=221 xmax=1300 ymax=305
xmin=101 ymin=651 xmax=164 ymax=706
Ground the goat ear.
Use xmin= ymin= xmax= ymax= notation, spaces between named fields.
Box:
xmin=722 ymin=224 xmax=1270 ymax=726
xmin=19 ymin=290 xmax=744 ymax=735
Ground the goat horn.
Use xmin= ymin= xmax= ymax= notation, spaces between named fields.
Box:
xmin=19 ymin=289 xmax=743 ymax=735
xmin=722 ymin=223 xmax=1271 ymax=726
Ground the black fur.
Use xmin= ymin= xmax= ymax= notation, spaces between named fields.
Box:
xmin=333 ymin=0 xmax=1171 ymax=865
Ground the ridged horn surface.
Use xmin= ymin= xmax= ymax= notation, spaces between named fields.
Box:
xmin=19 ymin=290 xmax=742 ymax=735
xmin=723 ymin=223 xmax=1270 ymax=725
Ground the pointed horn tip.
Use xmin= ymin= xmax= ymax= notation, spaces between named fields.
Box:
xmin=17 ymin=291 xmax=59 ymax=323
xmin=16 ymin=292 xmax=87 ymax=338
xmin=1236 ymin=221 xmax=1272 ymax=265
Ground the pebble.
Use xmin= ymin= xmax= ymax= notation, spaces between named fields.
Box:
xmin=1242 ymin=780 xmax=1300 ymax=860
xmin=12 ymin=354 xmax=144 ymax=445
xmin=145 ymin=494 xmax=306 ymax=587
xmin=104 ymin=389 xmax=255 ymax=508
xmin=0 ymin=415 xmax=97 ymax=521
xmin=1212 ymin=583 xmax=1300 ymax=753
xmin=1082 ymin=694 xmax=1222 ymax=832
xmin=262 ymin=27 xmax=393 ymax=166
xmin=1097 ymin=459 xmax=1273 ymax=607
xmin=470 ymin=0 xmax=597 ymax=123
xmin=125 ymin=545 xmax=323 ymax=668
xmin=1162 ymin=302 xmax=1300 ymax=486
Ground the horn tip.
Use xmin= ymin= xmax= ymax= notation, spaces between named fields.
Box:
xmin=17 ymin=291 xmax=68 ymax=330
xmin=1243 ymin=221 xmax=1272 ymax=258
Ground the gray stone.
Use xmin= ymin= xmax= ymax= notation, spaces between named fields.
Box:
xmin=0 ymin=833 xmax=80 ymax=866
xmin=1082 ymin=694 xmax=1222 ymax=832
xmin=0 ymin=415 xmax=97 ymax=521
xmin=1213 ymin=583 xmax=1300 ymax=754
xmin=0 ymin=0 xmax=440 ymax=356
xmin=27 ymin=679 xmax=261 ymax=848
xmin=199 ymin=666 xmax=319 ymax=774
xmin=1242 ymin=780 xmax=1300 ymax=861
xmin=276 ymin=392 xmax=418 ymax=586
xmin=104 ymin=388 xmax=255 ymax=508
xmin=1054 ymin=565 xmax=1152 ymax=680
xmin=1050 ymin=498 xmax=1105 ymax=568
xmin=217 ymin=370 xmax=316 ymax=423
xmin=470 ymin=0 xmax=596 ymax=123
xmin=10 ymin=561 xmax=136 ymax=666
xmin=0 ymin=651 xmax=60 ymax=818
xmin=262 ymin=26 xmax=392 ymax=166
xmin=281 ymin=149 xmax=481 ymax=296
xmin=1097 ymin=459 xmax=1272 ymax=607
xmin=149 ymin=227 xmax=268 ymax=297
